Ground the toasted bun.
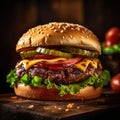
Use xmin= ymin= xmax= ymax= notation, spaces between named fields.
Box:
xmin=16 ymin=22 xmax=101 ymax=54
xmin=14 ymin=83 xmax=102 ymax=100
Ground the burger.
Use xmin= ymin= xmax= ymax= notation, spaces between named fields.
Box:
xmin=6 ymin=22 xmax=111 ymax=100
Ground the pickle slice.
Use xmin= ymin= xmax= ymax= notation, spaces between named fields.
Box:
xmin=61 ymin=47 xmax=98 ymax=57
xmin=20 ymin=46 xmax=98 ymax=59
xmin=36 ymin=47 xmax=72 ymax=58
xmin=20 ymin=50 xmax=39 ymax=58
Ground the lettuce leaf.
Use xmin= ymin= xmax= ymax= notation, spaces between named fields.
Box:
xmin=6 ymin=69 xmax=19 ymax=87
xmin=6 ymin=69 xmax=111 ymax=96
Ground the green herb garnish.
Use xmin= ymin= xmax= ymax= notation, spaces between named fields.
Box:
xmin=6 ymin=69 xmax=111 ymax=96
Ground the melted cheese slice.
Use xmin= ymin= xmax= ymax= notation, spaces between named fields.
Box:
xmin=75 ymin=58 xmax=102 ymax=72
xmin=16 ymin=58 xmax=67 ymax=70
xmin=16 ymin=57 xmax=102 ymax=72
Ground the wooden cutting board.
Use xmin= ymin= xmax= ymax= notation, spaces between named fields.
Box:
xmin=0 ymin=88 xmax=120 ymax=120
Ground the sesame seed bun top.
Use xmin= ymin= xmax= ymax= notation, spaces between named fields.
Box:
xmin=16 ymin=22 xmax=101 ymax=54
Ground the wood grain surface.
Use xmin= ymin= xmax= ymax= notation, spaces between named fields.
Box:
xmin=0 ymin=89 xmax=120 ymax=120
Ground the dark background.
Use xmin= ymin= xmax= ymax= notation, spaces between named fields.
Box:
xmin=0 ymin=0 xmax=120 ymax=93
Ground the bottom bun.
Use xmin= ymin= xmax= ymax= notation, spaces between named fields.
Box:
xmin=14 ymin=83 xmax=102 ymax=100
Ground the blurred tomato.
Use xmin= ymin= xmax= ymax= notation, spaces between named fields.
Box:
xmin=110 ymin=73 xmax=120 ymax=92
xmin=105 ymin=27 xmax=120 ymax=47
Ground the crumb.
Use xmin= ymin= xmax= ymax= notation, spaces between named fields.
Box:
xmin=65 ymin=108 xmax=69 ymax=112
xmin=76 ymin=106 xmax=80 ymax=109
xmin=54 ymin=106 xmax=57 ymax=108
xmin=28 ymin=105 xmax=34 ymax=109
xmin=10 ymin=96 xmax=18 ymax=100
xmin=67 ymin=103 xmax=74 ymax=108
xmin=58 ymin=107 xmax=62 ymax=110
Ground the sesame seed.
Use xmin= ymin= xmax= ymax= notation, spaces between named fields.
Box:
xmin=50 ymin=27 xmax=54 ymax=30
xmin=28 ymin=105 xmax=34 ymax=109
xmin=46 ymin=34 xmax=50 ymax=37
xmin=54 ymin=29 xmax=57 ymax=32
xmin=77 ymin=27 xmax=80 ymax=31
xmin=60 ymin=30 xmax=64 ymax=33
xmin=40 ymin=31 xmax=44 ymax=34
xmin=81 ymin=30 xmax=85 ymax=33
xmin=39 ymin=29 xmax=42 ymax=32
xmin=71 ymin=28 xmax=74 ymax=30
xmin=58 ymin=25 xmax=61 ymax=29
xmin=63 ymin=27 xmax=66 ymax=30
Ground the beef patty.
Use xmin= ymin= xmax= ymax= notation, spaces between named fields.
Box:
xmin=16 ymin=64 xmax=102 ymax=85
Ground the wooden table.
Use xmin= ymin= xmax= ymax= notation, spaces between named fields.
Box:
xmin=0 ymin=89 xmax=120 ymax=120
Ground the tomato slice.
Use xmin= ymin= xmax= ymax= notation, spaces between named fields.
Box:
xmin=34 ymin=57 xmax=83 ymax=70
xmin=54 ymin=57 xmax=82 ymax=67
xmin=49 ymin=58 xmax=83 ymax=70
xmin=30 ymin=54 xmax=58 ymax=59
